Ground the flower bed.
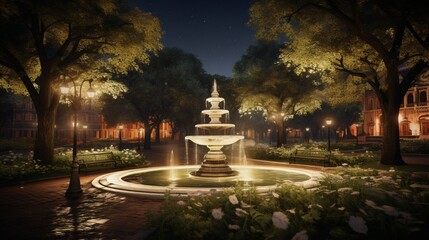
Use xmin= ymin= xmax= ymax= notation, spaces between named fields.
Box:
xmin=0 ymin=145 xmax=148 ymax=184
xmin=147 ymin=167 xmax=429 ymax=239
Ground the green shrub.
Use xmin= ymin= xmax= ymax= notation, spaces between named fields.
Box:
xmin=401 ymin=140 xmax=429 ymax=154
xmin=0 ymin=146 xmax=147 ymax=184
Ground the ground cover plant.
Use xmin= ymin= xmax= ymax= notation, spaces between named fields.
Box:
xmin=147 ymin=167 xmax=429 ymax=239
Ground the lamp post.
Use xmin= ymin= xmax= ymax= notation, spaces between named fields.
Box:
xmin=60 ymin=75 xmax=95 ymax=198
xmin=305 ymin=127 xmax=310 ymax=143
xmin=138 ymin=127 xmax=143 ymax=151
xmin=119 ymin=124 xmax=124 ymax=150
xmin=321 ymin=125 xmax=325 ymax=141
xmin=82 ymin=125 xmax=88 ymax=146
xmin=325 ymin=119 xmax=333 ymax=152
xmin=355 ymin=123 xmax=360 ymax=145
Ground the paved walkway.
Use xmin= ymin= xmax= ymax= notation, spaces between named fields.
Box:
xmin=0 ymin=143 xmax=427 ymax=239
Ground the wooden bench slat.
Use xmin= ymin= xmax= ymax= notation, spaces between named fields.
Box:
xmin=289 ymin=149 xmax=331 ymax=167
xmin=77 ymin=152 xmax=121 ymax=173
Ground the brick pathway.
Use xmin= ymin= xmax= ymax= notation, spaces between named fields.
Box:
xmin=0 ymin=172 xmax=163 ymax=239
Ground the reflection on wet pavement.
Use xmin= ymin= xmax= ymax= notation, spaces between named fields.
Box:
xmin=48 ymin=186 xmax=160 ymax=239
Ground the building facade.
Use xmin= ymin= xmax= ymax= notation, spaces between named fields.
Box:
xmin=363 ymin=75 xmax=429 ymax=138
xmin=2 ymin=98 xmax=173 ymax=143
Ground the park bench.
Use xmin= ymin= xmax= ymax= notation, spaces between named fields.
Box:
xmin=77 ymin=152 xmax=121 ymax=173
xmin=289 ymin=149 xmax=331 ymax=167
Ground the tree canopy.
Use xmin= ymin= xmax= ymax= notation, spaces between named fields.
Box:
xmin=249 ymin=0 xmax=428 ymax=164
xmin=0 ymin=0 xmax=162 ymax=164
xmin=234 ymin=41 xmax=323 ymax=147
xmin=101 ymin=48 xmax=208 ymax=148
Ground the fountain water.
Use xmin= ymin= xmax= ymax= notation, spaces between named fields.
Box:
xmin=185 ymin=80 xmax=244 ymax=177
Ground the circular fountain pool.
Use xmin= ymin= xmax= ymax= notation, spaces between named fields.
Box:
xmin=92 ymin=165 xmax=322 ymax=198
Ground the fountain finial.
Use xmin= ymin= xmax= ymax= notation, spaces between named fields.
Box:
xmin=211 ymin=80 xmax=219 ymax=97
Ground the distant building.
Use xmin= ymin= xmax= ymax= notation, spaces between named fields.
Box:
xmin=362 ymin=70 xmax=429 ymax=138
xmin=1 ymin=98 xmax=173 ymax=143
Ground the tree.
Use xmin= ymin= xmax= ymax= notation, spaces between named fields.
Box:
xmin=101 ymin=48 xmax=208 ymax=149
xmin=249 ymin=0 xmax=428 ymax=165
xmin=234 ymin=42 xmax=322 ymax=147
xmin=0 ymin=0 xmax=162 ymax=164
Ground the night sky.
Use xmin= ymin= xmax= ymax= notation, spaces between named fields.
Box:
xmin=132 ymin=0 xmax=256 ymax=77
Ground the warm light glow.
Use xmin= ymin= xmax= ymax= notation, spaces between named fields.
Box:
xmin=83 ymin=125 xmax=88 ymax=129
xmin=139 ymin=127 xmax=144 ymax=133
xmin=322 ymin=125 xmax=325 ymax=128
xmin=86 ymin=86 xmax=95 ymax=98
xmin=72 ymin=122 xmax=79 ymax=127
xmin=305 ymin=127 xmax=310 ymax=131
xmin=398 ymin=114 xmax=403 ymax=123
xmin=60 ymin=84 xmax=69 ymax=94
xmin=325 ymin=119 xmax=332 ymax=126
xmin=119 ymin=124 xmax=124 ymax=130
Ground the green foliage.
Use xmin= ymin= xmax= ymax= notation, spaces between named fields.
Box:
xmin=0 ymin=146 xmax=147 ymax=184
xmin=0 ymin=139 xmax=34 ymax=152
xmin=148 ymin=168 xmax=429 ymax=239
xmin=401 ymin=140 xmax=429 ymax=154
xmin=246 ymin=144 xmax=379 ymax=167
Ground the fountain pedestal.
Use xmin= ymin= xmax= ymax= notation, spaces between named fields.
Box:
xmin=192 ymin=145 xmax=238 ymax=177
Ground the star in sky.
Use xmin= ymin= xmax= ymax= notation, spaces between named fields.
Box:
xmin=131 ymin=0 xmax=256 ymax=77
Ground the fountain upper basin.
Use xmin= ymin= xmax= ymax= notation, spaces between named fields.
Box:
xmin=195 ymin=123 xmax=235 ymax=130
xmin=185 ymin=135 xmax=244 ymax=146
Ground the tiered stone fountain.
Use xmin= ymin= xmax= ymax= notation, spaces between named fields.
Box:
xmin=185 ymin=80 xmax=243 ymax=177
xmin=92 ymin=80 xmax=322 ymax=198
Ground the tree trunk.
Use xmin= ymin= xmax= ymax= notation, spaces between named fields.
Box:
xmin=155 ymin=124 xmax=160 ymax=144
xmin=380 ymin=102 xmax=405 ymax=165
xmin=144 ymin=127 xmax=152 ymax=149
xmin=143 ymin=118 xmax=152 ymax=149
xmin=33 ymin=109 xmax=57 ymax=165
xmin=276 ymin=121 xmax=284 ymax=147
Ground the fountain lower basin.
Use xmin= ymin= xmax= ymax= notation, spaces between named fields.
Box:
xmin=185 ymin=135 xmax=244 ymax=146
xmin=92 ymin=165 xmax=322 ymax=198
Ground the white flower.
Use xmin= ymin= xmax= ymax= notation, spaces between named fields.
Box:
xmin=359 ymin=208 xmax=368 ymax=216
xmin=272 ymin=211 xmax=289 ymax=230
xmin=292 ymin=230 xmax=308 ymax=240
xmin=240 ymin=201 xmax=253 ymax=208
xmin=337 ymin=187 xmax=353 ymax=192
xmin=338 ymin=207 xmax=345 ymax=211
xmin=272 ymin=192 xmax=279 ymax=198
xmin=228 ymin=224 xmax=240 ymax=230
xmin=348 ymin=216 xmax=368 ymax=234
xmin=235 ymin=208 xmax=249 ymax=217
xmin=229 ymin=194 xmax=239 ymax=205
xmin=176 ymin=200 xmax=186 ymax=206
xmin=409 ymin=184 xmax=429 ymax=189
xmin=381 ymin=205 xmax=399 ymax=216
xmin=364 ymin=200 xmax=382 ymax=210
xmin=287 ymin=208 xmax=296 ymax=214
xmin=212 ymin=208 xmax=224 ymax=220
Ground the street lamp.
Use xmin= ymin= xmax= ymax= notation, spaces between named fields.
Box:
xmin=138 ymin=127 xmax=143 ymax=151
xmin=60 ymin=75 xmax=95 ymax=198
xmin=325 ymin=119 xmax=333 ymax=152
xmin=305 ymin=127 xmax=310 ymax=143
xmin=118 ymin=124 xmax=124 ymax=150
xmin=82 ymin=125 xmax=88 ymax=146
